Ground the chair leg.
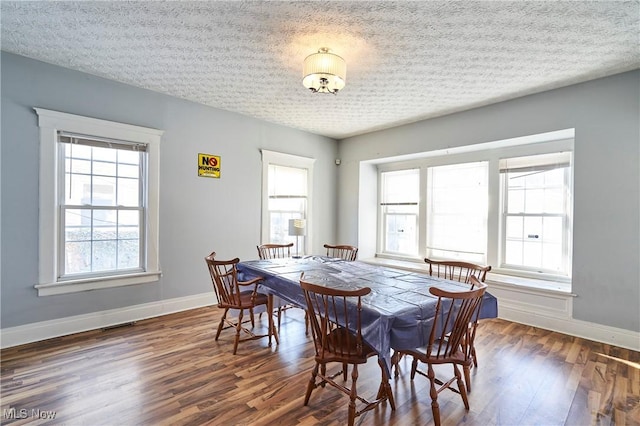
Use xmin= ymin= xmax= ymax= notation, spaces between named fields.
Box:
xmin=304 ymin=312 xmax=309 ymax=336
xmin=249 ymin=308 xmax=255 ymax=328
xmin=427 ymin=363 xmax=441 ymax=426
xmin=463 ymin=363 xmax=472 ymax=393
xmin=304 ymin=363 xmax=319 ymax=406
xmin=471 ymin=346 xmax=478 ymax=368
xmin=455 ymin=365 xmax=470 ymax=409
xmin=343 ymin=363 xmax=348 ymax=381
xmin=410 ymin=356 xmax=419 ymax=380
xmin=233 ymin=310 xmax=243 ymax=355
xmin=391 ymin=350 xmax=403 ymax=378
xmin=215 ymin=308 xmax=229 ymax=340
xmin=348 ymin=364 xmax=359 ymax=426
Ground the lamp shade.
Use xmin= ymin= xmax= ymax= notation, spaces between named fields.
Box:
xmin=288 ymin=219 xmax=306 ymax=236
xmin=302 ymin=48 xmax=346 ymax=94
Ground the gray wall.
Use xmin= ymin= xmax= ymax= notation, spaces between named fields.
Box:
xmin=337 ymin=70 xmax=640 ymax=333
xmin=1 ymin=52 xmax=338 ymax=328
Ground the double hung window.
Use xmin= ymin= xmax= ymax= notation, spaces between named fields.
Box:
xmin=261 ymin=150 xmax=315 ymax=253
xmin=35 ymin=108 xmax=162 ymax=296
xmin=267 ymin=164 xmax=308 ymax=244
xmin=379 ymin=169 xmax=420 ymax=256
xmin=500 ymin=152 xmax=572 ymax=275
xmin=59 ymin=134 xmax=146 ymax=278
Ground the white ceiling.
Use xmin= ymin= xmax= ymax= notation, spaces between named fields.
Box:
xmin=2 ymin=1 xmax=639 ymax=139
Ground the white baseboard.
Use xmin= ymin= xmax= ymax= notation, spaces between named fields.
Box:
xmin=489 ymin=280 xmax=639 ymax=351
xmin=0 ymin=293 xmax=217 ymax=349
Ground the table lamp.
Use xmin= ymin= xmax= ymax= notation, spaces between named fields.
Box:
xmin=288 ymin=219 xmax=306 ymax=258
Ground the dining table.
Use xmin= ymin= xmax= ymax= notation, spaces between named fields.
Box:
xmin=237 ymin=255 xmax=498 ymax=374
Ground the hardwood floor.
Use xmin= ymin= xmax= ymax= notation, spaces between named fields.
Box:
xmin=1 ymin=307 xmax=639 ymax=425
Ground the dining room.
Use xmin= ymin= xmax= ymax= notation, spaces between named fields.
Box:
xmin=1 ymin=1 xmax=639 ymax=425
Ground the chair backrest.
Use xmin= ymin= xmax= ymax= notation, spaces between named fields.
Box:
xmin=323 ymin=244 xmax=358 ymax=261
xmin=301 ymin=277 xmax=371 ymax=363
xmin=204 ymin=252 xmax=244 ymax=309
xmin=427 ymin=277 xmax=487 ymax=362
xmin=257 ymin=243 xmax=293 ymax=259
xmin=425 ymin=258 xmax=491 ymax=286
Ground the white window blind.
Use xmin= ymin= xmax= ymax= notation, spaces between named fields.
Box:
xmin=426 ymin=162 xmax=488 ymax=263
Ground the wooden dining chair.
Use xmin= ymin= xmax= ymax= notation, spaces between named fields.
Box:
xmin=256 ymin=242 xmax=302 ymax=331
xmin=393 ymin=278 xmax=487 ymax=426
xmin=424 ymin=257 xmax=491 ymax=387
xmin=323 ymin=244 xmax=358 ymax=261
xmin=301 ymin=277 xmax=395 ymax=426
xmin=424 ymin=258 xmax=492 ymax=284
xmin=205 ymin=252 xmax=278 ymax=355
xmin=256 ymin=242 xmax=293 ymax=260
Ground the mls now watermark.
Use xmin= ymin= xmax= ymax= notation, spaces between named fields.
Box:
xmin=3 ymin=408 xmax=57 ymax=420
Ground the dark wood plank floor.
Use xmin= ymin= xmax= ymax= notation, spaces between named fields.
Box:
xmin=1 ymin=307 xmax=639 ymax=425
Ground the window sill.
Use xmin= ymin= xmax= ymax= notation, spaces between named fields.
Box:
xmin=360 ymin=257 xmax=573 ymax=296
xmin=35 ymin=271 xmax=162 ymax=296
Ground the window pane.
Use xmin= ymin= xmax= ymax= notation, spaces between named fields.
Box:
xmin=543 ymin=188 xmax=564 ymax=213
xmin=269 ymin=211 xmax=303 ymax=246
xmin=384 ymin=214 xmax=417 ymax=255
xmin=118 ymin=177 xmax=140 ymax=206
xmin=118 ymin=150 xmax=140 ymax=165
xmin=506 ymin=216 xmax=523 ymax=239
xmin=118 ymin=239 xmax=140 ymax=269
xmin=65 ymin=174 xmax=91 ymax=205
xmin=523 ymin=241 xmax=542 ymax=268
xmin=118 ymin=163 xmax=139 ymax=178
xmin=92 ymin=240 xmax=117 ymax=272
xmin=68 ymin=158 xmax=91 ymax=174
xmin=65 ymin=241 xmax=91 ymax=274
xmin=93 ymin=146 xmax=116 ymax=162
xmin=93 ymin=209 xmax=117 ymax=241
xmin=65 ymin=209 xmax=91 ymax=242
xmin=505 ymin=241 xmax=523 ymax=265
xmin=381 ymin=169 xmax=419 ymax=204
xmin=542 ymin=242 xmax=563 ymax=271
xmin=93 ymin=160 xmax=116 ymax=177
xmin=92 ymin=178 xmax=116 ymax=206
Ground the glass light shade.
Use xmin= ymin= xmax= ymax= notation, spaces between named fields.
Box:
xmin=302 ymin=48 xmax=346 ymax=94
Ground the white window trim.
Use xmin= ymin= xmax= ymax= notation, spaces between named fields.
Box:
xmin=373 ymin=129 xmax=574 ymax=288
xmin=261 ymin=149 xmax=315 ymax=252
xmin=34 ymin=108 xmax=163 ymax=296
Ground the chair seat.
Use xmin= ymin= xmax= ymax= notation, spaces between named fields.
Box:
xmin=218 ymin=290 xmax=269 ymax=309
xmin=401 ymin=339 xmax=467 ymax=365
xmin=325 ymin=327 xmax=377 ymax=362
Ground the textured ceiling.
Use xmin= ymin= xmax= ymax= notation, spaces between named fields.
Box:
xmin=1 ymin=1 xmax=639 ymax=139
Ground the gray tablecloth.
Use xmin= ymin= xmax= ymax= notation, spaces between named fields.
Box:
xmin=238 ymin=256 xmax=498 ymax=373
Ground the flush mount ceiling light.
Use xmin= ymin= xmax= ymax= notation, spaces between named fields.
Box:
xmin=302 ymin=47 xmax=346 ymax=94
